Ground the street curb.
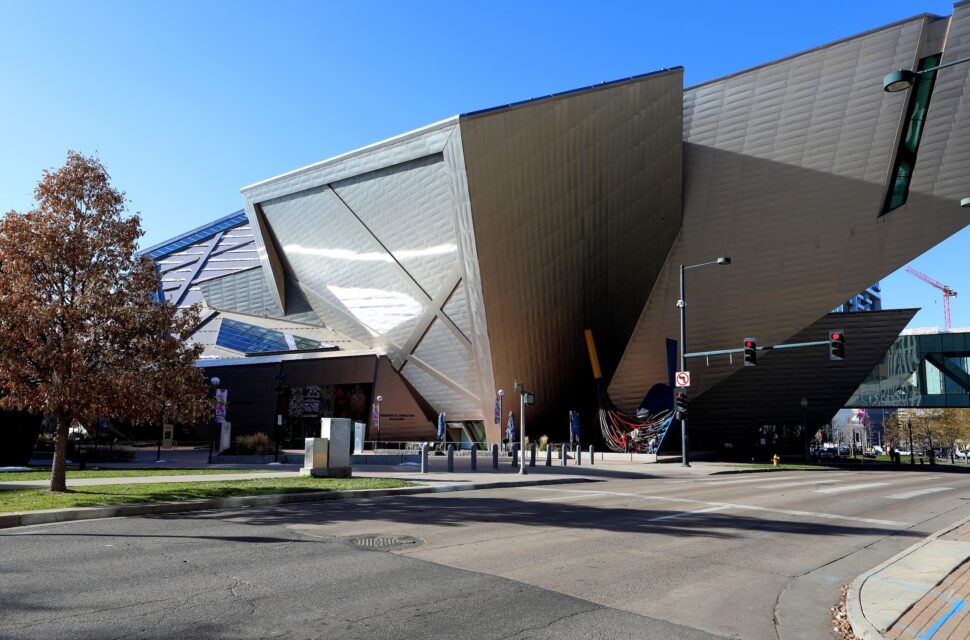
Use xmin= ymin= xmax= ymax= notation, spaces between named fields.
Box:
xmin=0 ymin=476 xmax=593 ymax=530
xmin=846 ymin=513 xmax=970 ymax=640
xmin=709 ymin=467 xmax=837 ymax=475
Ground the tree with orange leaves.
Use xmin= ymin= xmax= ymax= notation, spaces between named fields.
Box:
xmin=0 ymin=152 xmax=211 ymax=492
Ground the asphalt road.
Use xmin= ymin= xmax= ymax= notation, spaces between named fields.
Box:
xmin=3 ymin=465 xmax=970 ymax=639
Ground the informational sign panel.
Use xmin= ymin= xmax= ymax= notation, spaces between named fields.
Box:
xmin=675 ymin=371 xmax=691 ymax=388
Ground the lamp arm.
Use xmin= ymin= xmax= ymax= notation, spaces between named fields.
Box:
xmin=918 ymin=54 xmax=970 ymax=76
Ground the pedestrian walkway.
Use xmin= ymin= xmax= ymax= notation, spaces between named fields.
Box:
xmin=884 ymin=520 xmax=970 ymax=639
xmin=849 ymin=518 xmax=970 ymax=639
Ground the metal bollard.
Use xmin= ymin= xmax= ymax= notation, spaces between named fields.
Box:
xmin=576 ymin=444 xmax=582 ymax=466
xmin=420 ymin=443 xmax=429 ymax=473
xmin=561 ymin=444 xmax=568 ymax=466
xmin=447 ymin=444 xmax=455 ymax=472
xmin=559 ymin=444 xmax=565 ymax=460
xmin=545 ymin=445 xmax=552 ymax=466
xmin=589 ymin=445 xmax=595 ymax=465
xmin=470 ymin=446 xmax=477 ymax=471
xmin=530 ymin=442 xmax=537 ymax=467
xmin=512 ymin=443 xmax=519 ymax=468
xmin=492 ymin=443 xmax=499 ymax=470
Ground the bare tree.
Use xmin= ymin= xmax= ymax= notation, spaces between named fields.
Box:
xmin=0 ymin=152 xmax=211 ymax=492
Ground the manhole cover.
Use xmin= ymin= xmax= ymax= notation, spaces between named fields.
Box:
xmin=348 ymin=535 xmax=423 ymax=550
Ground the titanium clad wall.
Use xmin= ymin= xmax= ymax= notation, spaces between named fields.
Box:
xmin=611 ymin=15 xmax=970 ymax=410
xmin=239 ymin=121 xmax=495 ymax=423
xmin=199 ymin=267 xmax=323 ymax=326
xmin=154 ymin=221 xmax=259 ymax=308
xmin=909 ymin=3 xmax=970 ymax=203
xmin=460 ymin=69 xmax=684 ymax=435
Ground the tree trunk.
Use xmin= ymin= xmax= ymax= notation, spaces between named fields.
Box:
xmin=50 ymin=411 xmax=71 ymax=493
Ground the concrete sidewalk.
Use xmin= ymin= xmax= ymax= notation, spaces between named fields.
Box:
xmin=848 ymin=516 xmax=970 ymax=639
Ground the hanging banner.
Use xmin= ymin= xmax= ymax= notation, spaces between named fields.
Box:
xmin=214 ymin=389 xmax=228 ymax=424
xmin=371 ymin=403 xmax=380 ymax=429
xmin=494 ymin=398 xmax=501 ymax=424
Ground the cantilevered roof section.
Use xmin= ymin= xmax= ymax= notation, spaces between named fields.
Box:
xmin=138 ymin=210 xmax=249 ymax=261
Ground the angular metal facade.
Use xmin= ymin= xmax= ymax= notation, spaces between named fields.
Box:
xmin=240 ymin=120 xmax=496 ymax=430
xmin=610 ymin=13 xmax=970 ymax=417
xmin=686 ymin=309 xmax=915 ymax=453
xmin=149 ymin=8 xmax=970 ymax=446
xmin=460 ymin=69 xmax=684 ymax=440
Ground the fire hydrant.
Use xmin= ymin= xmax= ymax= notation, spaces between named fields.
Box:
xmin=772 ymin=454 xmax=781 ymax=467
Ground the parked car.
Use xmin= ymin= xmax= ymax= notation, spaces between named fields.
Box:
xmin=957 ymin=450 xmax=968 ymax=458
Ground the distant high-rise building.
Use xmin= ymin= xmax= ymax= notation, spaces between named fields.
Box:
xmin=835 ymin=283 xmax=882 ymax=313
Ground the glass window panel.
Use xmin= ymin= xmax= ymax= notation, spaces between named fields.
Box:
xmin=925 ymin=359 xmax=944 ymax=395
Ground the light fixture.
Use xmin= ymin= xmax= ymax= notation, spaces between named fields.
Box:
xmin=883 ymin=69 xmax=918 ymax=93
xmin=961 ymin=197 xmax=970 ymax=208
xmin=716 ymin=256 xmax=732 ymax=265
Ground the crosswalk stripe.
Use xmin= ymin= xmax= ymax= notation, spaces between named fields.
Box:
xmin=523 ymin=488 xmax=908 ymax=526
xmin=888 ymin=487 xmax=953 ymax=500
xmin=815 ymin=482 xmax=889 ymax=494
xmin=760 ymin=479 xmax=839 ymax=489
xmin=703 ymin=475 xmax=798 ymax=485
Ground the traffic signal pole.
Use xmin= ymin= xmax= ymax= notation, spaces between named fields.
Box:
xmin=678 ymin=263 xmax=690 ymax=467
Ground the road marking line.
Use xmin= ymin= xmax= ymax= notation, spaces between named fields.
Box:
xmin=703 ymin=476 xmax=799 ymax=485
xmin=759 ymin=479 xmax=840 ymax=489
xmin=648 ymin=505 xmax=731 ymax=521
xmin=523 ymin=488 xmax=907 ymax=526
xmin=815 ymin=482 xmax=889 ymax=495
xmin=889 ymin=487 xmax=953 ymax=500
xmin=528 ymin=493 xmax=613 ymax=503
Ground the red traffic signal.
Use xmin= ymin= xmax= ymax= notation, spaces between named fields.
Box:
xmin=674 ymin=390 xmax=688 ymax=418
xmin=743 ymin=337 xmax=757 ymax=366
xmin=829 ymin=329 xmax=845 ymax=360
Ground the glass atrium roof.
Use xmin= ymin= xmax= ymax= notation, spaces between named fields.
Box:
xmin=216 ymin=318 xmax=335 ymax=354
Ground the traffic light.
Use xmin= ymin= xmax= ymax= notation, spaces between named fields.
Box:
xmin=743 ymin=338 xmax=757 ymax=367
xmin=674 ymin=390 xmax=688 ymax=419
xmin=829 ymin=329 xmax=845 ymax=360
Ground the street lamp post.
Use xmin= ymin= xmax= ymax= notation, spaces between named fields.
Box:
xmin=801 ymin=398 xmax=809 ymax=463
xmin=375 ymin=395 xmax=383 ymax=451
xmin=208 ymin=376 xmax=221 ymax=464
xmin=678 ymin=256 xmax=731 ymax=467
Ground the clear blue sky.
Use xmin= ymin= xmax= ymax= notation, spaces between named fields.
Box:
xmin=0 ymin=1 xmax=965 ymax=330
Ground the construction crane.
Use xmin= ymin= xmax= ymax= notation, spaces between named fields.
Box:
xmin=906 ymin=267 xmax=958 ymax=330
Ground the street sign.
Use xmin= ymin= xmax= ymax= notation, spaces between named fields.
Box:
xmin=675 ymin=371 xmax=691 ymax=388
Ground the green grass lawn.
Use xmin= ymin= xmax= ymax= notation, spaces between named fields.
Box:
xmin=0 ymin=468 xmax=277 ymax=482
xmin=0 ymin=477 xmax=414 ymax=513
